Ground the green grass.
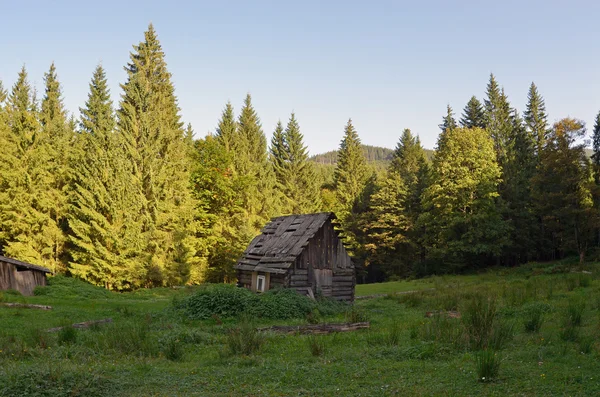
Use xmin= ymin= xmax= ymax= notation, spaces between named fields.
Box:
xmin=2 ymin=264 xmax=600 ymax=396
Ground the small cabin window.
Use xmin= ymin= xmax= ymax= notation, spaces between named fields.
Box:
xmin=256 ymin=275 xmax=266 ymax=292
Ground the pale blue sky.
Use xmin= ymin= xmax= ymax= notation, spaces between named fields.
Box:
xmin=1 ymin=0 xmax=599 ymax=153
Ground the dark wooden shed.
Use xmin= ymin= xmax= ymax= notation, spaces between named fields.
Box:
xmin=235 ymin=212 xmax=355 ymax=302
xmin=0 ymin=255 xmax=51 ymax=296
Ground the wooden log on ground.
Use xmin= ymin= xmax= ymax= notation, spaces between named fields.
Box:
xmin=258 ymin=322 xmax=370 ymax=335
xmin=47 ymin=318 xmax=113 ymax=333
xmin=425 ymin=311 xmax=461 ymax=319
xmin=0 ymin=302 xmax=52 ymax=310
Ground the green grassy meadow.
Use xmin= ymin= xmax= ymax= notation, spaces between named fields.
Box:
xmin=2 ymin=259 xmax=600 ymax=396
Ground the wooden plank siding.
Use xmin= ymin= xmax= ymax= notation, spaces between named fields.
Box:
xmin=235 ymin=212 xmax=355 ymax=302
xmin=0 ymin=259 xmax=50 ymax=296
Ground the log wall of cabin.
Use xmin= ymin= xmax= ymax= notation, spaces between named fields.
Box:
xmin=0 ymin=261 xmax=47 ymax=296
xmin=291 ymin=219 xmax=355 ymax=301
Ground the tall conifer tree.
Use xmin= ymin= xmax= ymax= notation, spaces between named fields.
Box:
xmin=460 ymin=96 xmax=486 ymax=129
xmin=270 ymin=113 xmax=320 ymax=214
xmin=215 ymin=102 xmax=236 ymax=152
xmin=334 ymin=119 xmax=368 ymax=219
xmin=117 ymin=24 xmax=201 ymax=287
xmin=524 ymin=82 xmax=549 ymax=155
xmin=68 ymin=65 xmax=144 ymax=289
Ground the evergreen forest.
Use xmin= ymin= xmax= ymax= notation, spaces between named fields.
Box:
xmin=2 ymin=24 xmax=600 ymax=288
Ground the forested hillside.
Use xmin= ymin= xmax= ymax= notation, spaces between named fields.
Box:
xmin=1 ymin=24 xmax=600 ymax=288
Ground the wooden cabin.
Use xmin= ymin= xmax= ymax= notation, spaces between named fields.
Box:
xmin=0 ymin=255 xmax=51 ymax=296
xmin=235 ymin=212 xmax=355 ymax=302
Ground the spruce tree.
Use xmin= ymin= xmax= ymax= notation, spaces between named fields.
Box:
xmin=116 ymin=24 xmax=201 ymax=287
xmin=532 ymin=118 xmax=597 ymax=262
xmin=270 ymin=113 xmax=321 ymax=214
xmin=484 ymin=75 xmax=514 ymax=169
xmin=523 ymin=82 xmax=549 ymax=155
xmin=215 ymin=102 xmax=236 ymax=152
xmin=438 ymin=104 xmax=457 ymax=133
xmin=460 ymin=96 xmax=486 ymax=129
xmin=0 ymin=67 xmax=58 ymax=267
xmin=232 ymin=94 xmax=278 ymax=227
xmin=68 ymin=65 xmax=144 ymax=289
xmin=334 ymin=119 xmax=369 ymax=219
xmin=591 ymin=110 xmax=600 ymax=167
xmin=437 ymin=105 xmax=457 ymax=151
xmin=391 ymin=129 xmax=428 ymax=220
xmin=38 ymin=63 xmax=75 ymax=270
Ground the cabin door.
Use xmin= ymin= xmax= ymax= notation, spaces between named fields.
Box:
xmin=313 ymin=269 xmax=332 ymax=297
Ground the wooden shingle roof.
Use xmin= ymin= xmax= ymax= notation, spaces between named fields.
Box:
xmin=235 ymin=212 xmax=336 ymax=274
xmin=0 ymin=255 xmax=52 ymax=273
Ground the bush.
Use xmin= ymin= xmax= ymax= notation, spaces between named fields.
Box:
xmin=225 ymin=317 xmax=264 ymax=356
xmin=248 ymin=288 xmax=316 ymax=320
xmin=307 ymin=335 xmax=326 ymax=356
xmin=176 ymin=284 xmax=254 ymax=320
xmin=476 ymin=349 xmax=500 ymax=382
xmin=176 ymin=285 xmax=346 ymax=320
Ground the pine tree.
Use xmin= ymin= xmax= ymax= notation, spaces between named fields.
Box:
xmin=68 ymin=65 xmax=145 ymax=289
xmin=270 ymin=120 xmax=287 ymax=186
xmin=232 ymin=93 xmax=278 ymax=228
xmin=523 ymin=82 xmax=549 ymax=155
xmin=215 ymin=102 xmax=236 ymax=152
xmin=438 ymin=104 xmax=457 ymax=133
xmin=334 ymin=119 xmax=369 ymax=219
xmin=0 ymin=67 xmax=56 ymax=267
xmin=503 ymin=111 xmax=537 ymax=263
xmin=270 ymin=113 xmax=321 ymax=214
xmin=484 ymin=75 xmax=514 ymax=169
xmin=437 ymin=105 xmax=457 ymax=151
xmin=38 ymin=63 xmax=75 ymax=270
xmin=532 ymin=118 xmax=597 ymax=262
xmin=591 ymin=110 xmax=600 ymax=167
xmin=460 ymin=96 xmax=486 ymax=129
xmin=390 ymin=129 xmax=429 ymax=219
xmin=419 ymin=127 xmax=508 ymax=271
xmin=360 ymin=171 xmax=411 ymax=277
xmin=116 ymin=24 xmax=201 ymax=287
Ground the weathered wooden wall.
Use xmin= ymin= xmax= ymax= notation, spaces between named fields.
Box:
xmin=291 ymin=219 xmax=355 ymax=301
xmin=0 ymin=261 xmax=47 ymax=296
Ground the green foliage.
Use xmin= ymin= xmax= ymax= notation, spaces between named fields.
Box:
xmin=460 ymin=96 xmax=486 ymax=129
xmin=270 ymin=113 xmax=321 ymax=214
xmin=419 ymin=127 xmax=508 ymax=271
xmin=475 ymin=349 xmax=501 ymax=382
xmin=334 ymin=119 xmax=369 ymax=220
xmin=176 ymin=284 xmax=344 ymax=320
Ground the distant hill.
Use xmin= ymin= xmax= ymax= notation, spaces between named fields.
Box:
xmin=310 ymin=145 xmax=434 ymax=165
xmin=310 ymin=145 xmax=394 ymax=165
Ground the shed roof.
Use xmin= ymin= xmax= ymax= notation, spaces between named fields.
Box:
xmin=235 ymin=212 xmax=338 ymax=274
xmin=0 ymin=255 xmax=52 ymax=273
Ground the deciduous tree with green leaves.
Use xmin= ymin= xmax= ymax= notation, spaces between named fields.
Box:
xmin=419 ymin=127 xmax=508 ymax=271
